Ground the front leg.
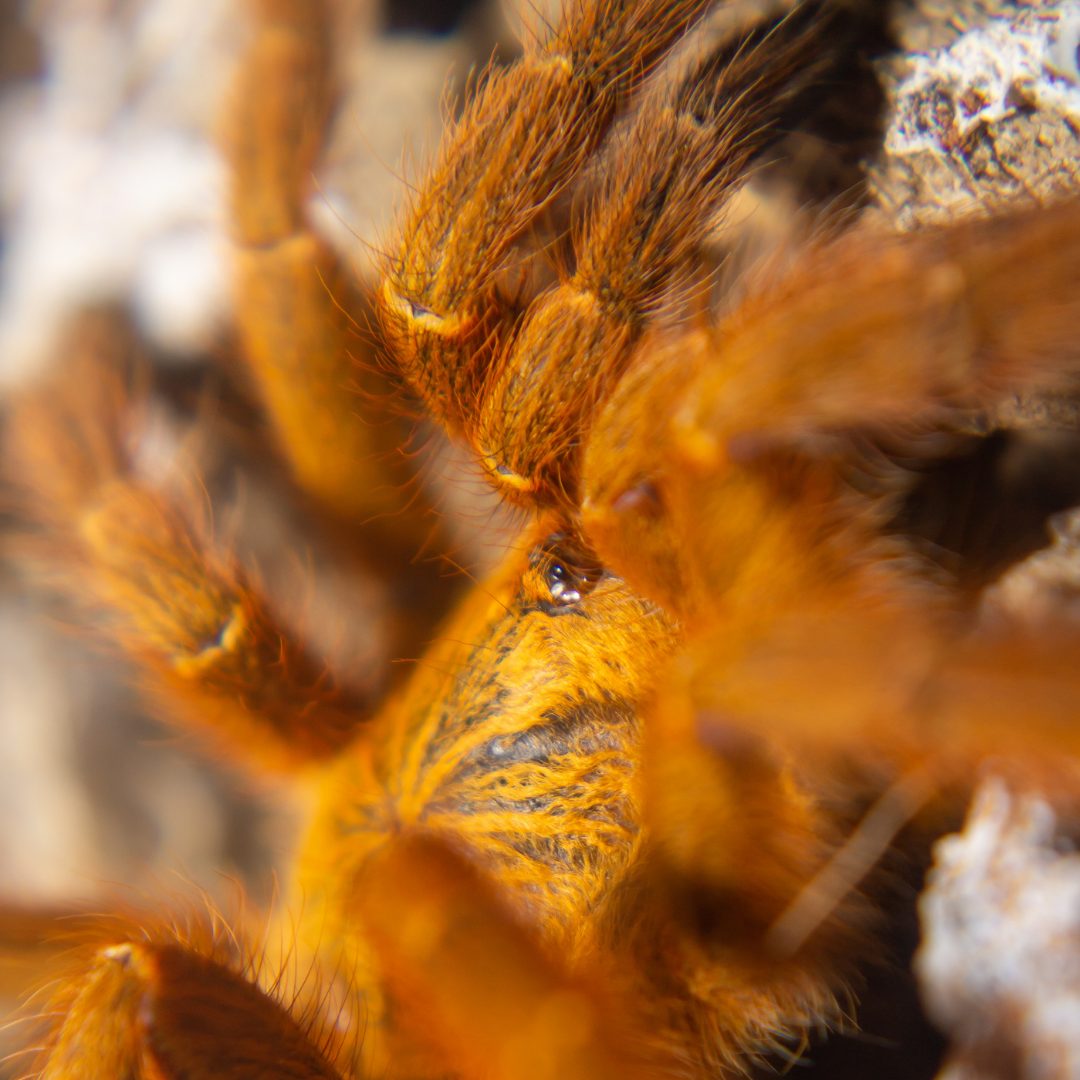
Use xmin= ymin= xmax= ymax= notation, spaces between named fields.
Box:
xmin=6 ymin=353 xmax=374 ymax=775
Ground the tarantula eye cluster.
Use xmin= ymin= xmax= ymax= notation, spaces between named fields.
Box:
xmin=533 ymin=533 xmax=605 ymax=608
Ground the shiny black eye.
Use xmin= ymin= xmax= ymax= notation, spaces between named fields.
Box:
xmin=532 ymin=533 xmax=604 ymax=609
xmin=546 ymin=560 xmax=581 ymax=604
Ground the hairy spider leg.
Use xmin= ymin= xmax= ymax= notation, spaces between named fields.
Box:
xmin=475 ymin=0 xmax=867 ymax=508
xmin=356 ymin=832 xmax=671 ymax=1079
xmin=225 ymin=0 xmax=446 ymax=566
xmin=378 ymin=0 xmax=717 ymax=434
xmin=582 ymin=199 xmax=1080 ymax=623
xmin=6 ymin=346 xmax=376 ymax=776
xmin=25 ymin=909 xmax=349 ymax=1079
xmin=574 ymin=202 xmax=1080 ymax=1066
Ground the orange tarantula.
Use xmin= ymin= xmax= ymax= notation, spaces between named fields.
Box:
xmin=3 ymin=0 xmax=1080 ymax=1076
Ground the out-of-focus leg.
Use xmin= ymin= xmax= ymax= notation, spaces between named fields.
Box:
xmin=224 ymin=0 xmax=434 ymax=555
xmin=29 ymin=920 xmax=343 ymax=1079
xmin=377 ymin=0 xmax=717 ymax=434
xmin=6 ymin=348 xmax=373 ymax=775
xmin=356 ymin=832 xmax=668 ymax=1080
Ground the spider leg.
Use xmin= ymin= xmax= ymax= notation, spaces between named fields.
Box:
xmin=681 ymin=199 xmax=1080 ymax=441
xmin=377 ymin=0 xmax=717 ymax=435
xmin=224 ymin=0 xmax=436 ymax=557
xmin=663 ymin=588 xmax=1080 ymax=789
xmin=474 ymin=0 xmax=876 ymax=508
xmin=582 ymin=659 xmax=866 ymax=1077
xmin=582 ymin=199 xmax=1080 ymax=620
xmin=25 ymin=915 xmax=345 ymax=1079
xmin=5 ymin=347 xmax=376 ymax=775
xmin=572 ymin=199 xmax=1080 ymax=1070
xmin=356 ymin=832 xmax=665 ymax=1080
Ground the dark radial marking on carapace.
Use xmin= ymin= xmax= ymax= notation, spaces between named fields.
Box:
xmin=441 ymin=705 xmax=632 ymax=790
xmin=415 ymin=582 xmax=541 ymax=775
xmin=424 ymin=698 xmax=640 ymax=880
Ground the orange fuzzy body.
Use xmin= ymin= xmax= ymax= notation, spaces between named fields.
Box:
xmin=6 ymin=0 xmax=1080 ymax=1077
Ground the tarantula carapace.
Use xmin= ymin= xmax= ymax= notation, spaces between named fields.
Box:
xmin=4 ymin=0 xmax=1080 ymax=1076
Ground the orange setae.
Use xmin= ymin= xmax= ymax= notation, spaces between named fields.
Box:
xmin=4 ymin=0 xmax=1080 ymax=1077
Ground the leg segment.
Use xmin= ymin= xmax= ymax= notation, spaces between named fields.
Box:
xmin=582 ymin=199 xmax=1080 ymax=620
xmin=6 ymin=342 xmax=374 ymax=775
xmin=585 ymin=669 xmax=865 ymax=1077
xmin=357 ymin=834 xmax=667 ymax=1080
xmin=684 ymin=199 xmax=1080 ymax=439
xmin=378 ymin=0 xmax=717 ymax=434
xmin=31 ymin=920 xmax=342 ymax=1079
xmin=224 ymin=0 xmax=432 ymax=549
xmin=474 ymin=1 xmax=876 ymax=508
